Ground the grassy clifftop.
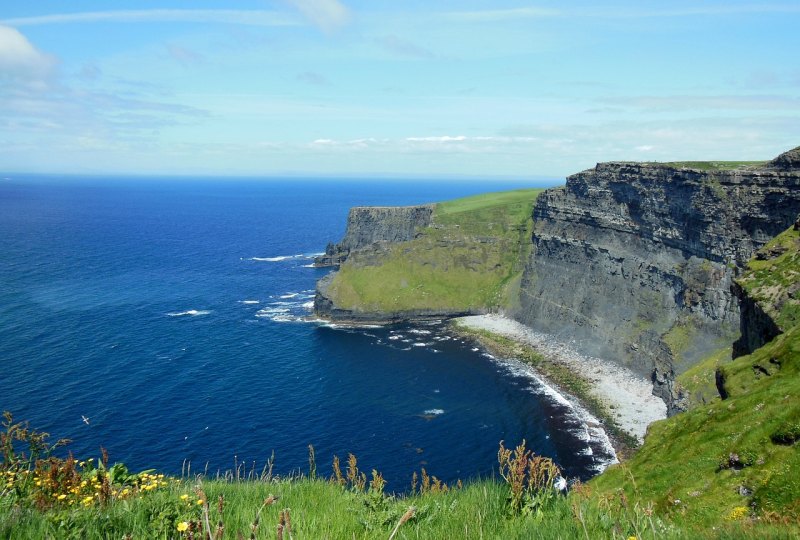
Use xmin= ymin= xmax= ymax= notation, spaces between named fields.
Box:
xmin=321 ymin=188 xmax=543 ymax=315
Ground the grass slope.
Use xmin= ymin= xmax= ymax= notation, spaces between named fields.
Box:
xmin=325 ymin=188 xmax=543 ymax=313
xmin=661 ymin=161 xmax=768 ymax=171
xmin=591 ymin=225 xmax=800 ymax=534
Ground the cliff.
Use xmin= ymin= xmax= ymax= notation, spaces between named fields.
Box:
xmin=593 ymin=220 xmax=800 ymax=524
xmin=314 ymin=189 xmax=543 ymax=321
xmin=516 ymin=148 xmax=800 ymax=414
xmin=314 ymin=205 xmax=434 ymax=266
xmin=732 ymin=215 xmax=800 ymax=356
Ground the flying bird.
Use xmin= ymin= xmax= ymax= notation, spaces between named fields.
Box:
xmin=81 ymin=415 xmax=90 ymax=425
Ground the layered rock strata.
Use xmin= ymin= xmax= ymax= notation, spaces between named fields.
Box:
xmin=314 ymin=205 xmax=434 ymax=266
xmin=516 ymin=148 xmax=800 ymax=414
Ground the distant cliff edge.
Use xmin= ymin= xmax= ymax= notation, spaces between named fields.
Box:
xmin=313 ymin=147 xmax=800 ymax=414
xmin=313 ymin=189 xmax=543 ymax=322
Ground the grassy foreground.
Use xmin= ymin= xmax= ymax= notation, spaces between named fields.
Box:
xmin=323 ymin=188 xmax=543 ymax=314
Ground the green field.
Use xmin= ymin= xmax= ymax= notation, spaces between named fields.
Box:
xmin=323 ymin=188 xmax=544 ymax=314
xmin=661 ymin=161 xmax=768 ymax=171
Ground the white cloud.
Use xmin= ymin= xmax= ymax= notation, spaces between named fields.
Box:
xmin=603 ymin=94 xmax=800 ymax=112
xmin=446 ymin=8 xmax=560 ymax=22
xmin=1 ymin=10 xmax=299 ymax=27
xmin=636 ymin=145 xmax=655 ymax=152
xmin=0 ymin=25 xmax=56 ymax=89
xmin=444 ymin=4 xmax=800 ymax=22
xmin=406 ymin=135 xmax=467 ymax=142
xmin=282 ymin=0 xmax=350 ymax=33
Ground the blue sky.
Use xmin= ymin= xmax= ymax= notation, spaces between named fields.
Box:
xmin=1 ymin=0 xmax=798 ymax=178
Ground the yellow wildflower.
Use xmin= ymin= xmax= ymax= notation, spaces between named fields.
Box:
xmin=197 ymin=499 xmax=205 ymax=505
xmin=180 ymin=494 xmax=189 ymax=500
xmin=57 ymin=494 xmax=67 ymax=500
xmin=177 ymin=521 xmax=189 ymax=532
xmin=727 ymin=506 xmax=748 ymax=520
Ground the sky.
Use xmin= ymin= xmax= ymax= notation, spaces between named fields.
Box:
xmin=0 ymin=0 xmax=798 ymax=178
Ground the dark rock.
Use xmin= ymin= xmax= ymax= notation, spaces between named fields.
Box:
xmin=767 ymin=146 xmax=800 ymax=171
xmin=314 ymin=205 xmax=434 ymax=267
xmin=515 ymin=152 xmax=800 ymax=414
xmin=731 ymin=281 xmax=782 ymax=357
xmin=795 ymin=214 xmax=800 ymax=231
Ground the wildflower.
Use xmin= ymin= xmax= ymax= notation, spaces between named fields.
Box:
xmin=177 ymin=521 xmax=189 ymax=532
xmin=197 ymin=499 xmax=205 ymax=505
xmin=727 ymin=506 xmax=748 ymax=520
xmin=180 ymin=494 xmax=189 ymax=500
xmin=627 ymin=537 xmax=638 ymax=540
xmin=57 ymin=494 xmax=67 ymax=500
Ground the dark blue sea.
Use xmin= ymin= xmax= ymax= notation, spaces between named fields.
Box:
xmin=0 ymin=175 xmax=609 ymax=490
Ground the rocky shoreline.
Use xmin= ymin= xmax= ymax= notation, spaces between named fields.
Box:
xmin=454 ymin=314 xmax=667 ymax=445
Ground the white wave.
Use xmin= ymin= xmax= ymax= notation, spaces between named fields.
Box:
xmin=249 ymin=254 xmax=303 ymax=262
xmin=388 ymin=335 xmax=402 ymax=341
xmin=250 ymin=252 xmax=324 ymax=263
xmin=302 ymin=263 xmax=316 ymax=268
xmin=486 ymin=352 xmax=618 ymax=472
xmin=412 ymin=342 xmax=429 ymax=347
xmin=255 ymin=307 xmax=290 ymax=317
xmin=238 ymin=300 xmax=260 ymax=304
xmin=167 ymin=310 xmax=211 ymax=317
xmin=471 ymin=347 xmax=479 ymax=352
xmin=279 ymin=293 xmax=299 ymax=299
xmin=424 ymin=409 xmax=444 ymax=415
xmin=408 ymin=329 xmax=432 ymax=335
xmin=302 ymin=301 xmax=314 ymax=309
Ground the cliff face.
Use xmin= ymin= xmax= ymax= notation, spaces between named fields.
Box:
xmin=732 ymin=215 xmax=800 ymax=357
xmin=315 ymin=205 xmax=434 ymax=266
xmin=313 ymin=189 xmax=542 ymax=322
xmin=516 ymin=149 xmax=800 ymax=414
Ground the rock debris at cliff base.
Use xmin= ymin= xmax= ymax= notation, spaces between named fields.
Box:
xmin=456 ymin=314 xmax=667 ymax=443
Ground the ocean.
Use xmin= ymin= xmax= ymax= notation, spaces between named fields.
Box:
xmin=0 ymin=175 xmax=609 ymax=490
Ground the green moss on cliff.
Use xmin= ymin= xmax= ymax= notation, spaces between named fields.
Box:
xmin=323 ymin=188 xmax=543 ymax=314
xmin=736 ymin=226 xmax=800 ymax=331
xmin=591 ymin=224 xmax=800 ymax=529
xmin=675 ymin=346 xmax=730 ymax=408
